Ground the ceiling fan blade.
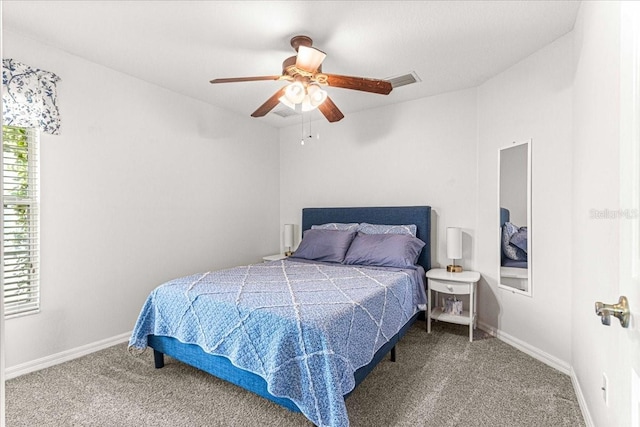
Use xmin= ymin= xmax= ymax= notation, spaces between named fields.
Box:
xmin=251 ymin=87 xmax=287 ymax=118
xmin=296 ymin=46 xmax=326 ymax=73
xmin=318 ymin=96 xmax=344 ymax=123
xmin=323 ymin=73 xmax=392 ymax=95
xmin=210 ymin=76 xmax=281 ymax=84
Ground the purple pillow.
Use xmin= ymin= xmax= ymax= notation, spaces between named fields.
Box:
xmin=290 ymin=229 xmax=356 ymax=263
xmin=502 ymin=222 xmax=527 ymax=261
xmin=343 ymin=232 xmax=425 ymax=268
xmin=509 ymin=227 xmax=528 ymax=253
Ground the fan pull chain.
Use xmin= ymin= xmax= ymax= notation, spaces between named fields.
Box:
xmin=311 ymin=116 xmax=320 ymax=141
xmin=300 ymin=113 xmax=320 ymax=146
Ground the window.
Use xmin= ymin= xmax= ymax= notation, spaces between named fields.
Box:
xmin=2 ymin=125 xmax=39 ymax=317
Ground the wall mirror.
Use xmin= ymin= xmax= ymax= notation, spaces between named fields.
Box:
xmin=498 ymin=139 xmax=532 ymax=296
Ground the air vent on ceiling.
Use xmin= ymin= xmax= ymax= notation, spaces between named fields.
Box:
xmin=386 ymin=71 xmax=421 ymax=88
xmin=272 ymin=106 xmax=300 ymax=118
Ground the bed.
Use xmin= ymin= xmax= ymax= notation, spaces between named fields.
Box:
xmin=128 ymin=205 xmax=431 ymax=427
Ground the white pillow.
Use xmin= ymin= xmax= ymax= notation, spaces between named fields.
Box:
xmin=311 ymin=222 xmax=359 ymax=231
xmin=357 ymin=222 xmax=417 ymax=236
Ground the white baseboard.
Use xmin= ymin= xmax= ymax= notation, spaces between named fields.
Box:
xmin=570 ymin=366 xmax=595 ymax=427
xmin=477 ymin=320 xmax=571 ymax=374
xmin=5 ymin=331 xmax=131 ymax=380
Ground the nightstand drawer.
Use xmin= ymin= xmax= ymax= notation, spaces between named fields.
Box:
xmin=428 ymin=279 xmax=471 ymax=295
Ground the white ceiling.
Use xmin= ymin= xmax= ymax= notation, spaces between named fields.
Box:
xmin=2 ymin=1 xmax=581 ymax=128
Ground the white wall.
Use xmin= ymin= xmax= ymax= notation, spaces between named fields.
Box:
xmin=476 ymin=33 xmax=574 ymax=367
xmin=3 ymin=31 xmax=281 ymax=368
xmin=279 ymin=88 xmax=478 ymax=270
xmin=571 ymin=2 xmax=622 ymax=426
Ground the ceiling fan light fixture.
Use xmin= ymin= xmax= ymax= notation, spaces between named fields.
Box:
xmin=307 ymin=83 xmax=327 ymax=107
xmin=296 ymin=46 xmax=326 ymax=72
xmin=281 ymin=82 xmax=327 ymax=112
xmin=301 ymin=95 xmax=314 ymax=112
xmin=284 ymin=81 xmax=305 ymax=104
xmin=279 ymin=94 xmax=297 ymax=110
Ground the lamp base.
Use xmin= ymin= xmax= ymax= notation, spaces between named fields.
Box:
xmin=446 ymin=265 xmax=463 ymax=273
xmin=284 ymin=251 xmax=293 ymax=257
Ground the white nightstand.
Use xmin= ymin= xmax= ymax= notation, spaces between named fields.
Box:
xmin=426 ymin=268 xmax=481 ymax=342
xmin=262 ymin=253 xmax=288 ymax=262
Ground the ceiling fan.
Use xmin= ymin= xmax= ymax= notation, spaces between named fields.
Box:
xmin=210 ymin=35 xmax=393 ymax=123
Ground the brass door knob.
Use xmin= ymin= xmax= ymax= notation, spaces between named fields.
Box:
xmin=595 ymin=296 xmax=630 ymax=328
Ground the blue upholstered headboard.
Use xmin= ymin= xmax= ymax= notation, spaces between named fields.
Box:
xmin=500 ymin=207 xmax=510 ymax=227
xmin=301 ymin=206 xmax=431 ymax=271
xmin=500 ymin=208 xmax=509 ymax=266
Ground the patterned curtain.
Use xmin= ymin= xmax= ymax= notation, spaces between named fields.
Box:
xmin=2 ymin=58 xmax=61 ymax=135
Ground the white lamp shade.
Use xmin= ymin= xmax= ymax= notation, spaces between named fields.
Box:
xmin=284 ymin=82 xmax=305 ymax=104
xmin=295 ymin=46 xmax=326 ymax=72
xmin=307 ymin=83 xmax=327 ymax=107
xmin=446 ymin=227 xmax=462 ymax=260
xmin=301 ymin=94 xmax=314 ymax=112
xmin=278 ymin=95 xmax=296 ymax=110
xmin=284 ymin=224 xmax=294 ymax=248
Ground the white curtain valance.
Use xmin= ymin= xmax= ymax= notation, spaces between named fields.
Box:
xmin=2 ymin=58 xmax=61 ymax=135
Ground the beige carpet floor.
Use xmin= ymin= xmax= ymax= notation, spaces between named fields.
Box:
xmin=5 ymin=321 xmax=585 ymax=426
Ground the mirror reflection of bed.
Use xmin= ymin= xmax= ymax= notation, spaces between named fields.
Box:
xmin=500 ymin=207 xmax=528 ymax=291
xmin=498 ymin=139 xmax=531 ymax=295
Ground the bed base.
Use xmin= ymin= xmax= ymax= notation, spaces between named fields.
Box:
xmin=149 ymin=311 xmax=419 ymax=413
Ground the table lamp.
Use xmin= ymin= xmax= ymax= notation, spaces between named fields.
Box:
xmin=446 ymin=227 xmax=463 ymax=272
xmin=284 ymin=224 xmax=294 ymax=256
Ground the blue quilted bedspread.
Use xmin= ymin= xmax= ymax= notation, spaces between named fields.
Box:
xmin=128 ymin=259 xmax=425 ymax=427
